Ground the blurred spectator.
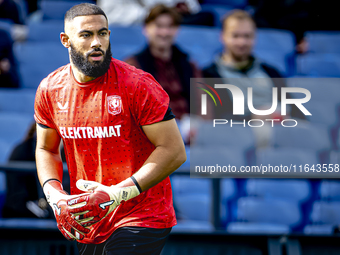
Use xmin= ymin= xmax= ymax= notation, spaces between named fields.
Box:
xmin=203 ymin=10 xmax=305 ymax=148
xmin=97 ymin=0 xmax=213 ymax=26
xmin=125 ymin=4 xmax=201 ymax=120
xmin=0 ymin=28 xmax=19 ymax=88
xmin=203 ymin=10 xmax=305 ymax=121
xmin=0 ymin=0 xmax=23 ymax=24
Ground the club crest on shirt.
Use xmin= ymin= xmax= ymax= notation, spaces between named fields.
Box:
xmin=107 ymin=95 xmax=122 ymax=115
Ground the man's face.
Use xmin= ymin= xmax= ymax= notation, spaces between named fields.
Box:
xmin=63 ymin=15 xmax=112 ymax=77
xmin=144 ymin=14 xmax=179 ymax=49
xmin=222 ymin=18 xmax=255 ymax=61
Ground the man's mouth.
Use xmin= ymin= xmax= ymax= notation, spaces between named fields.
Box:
xmin=89 ymin=52 xmax=103 ymax=61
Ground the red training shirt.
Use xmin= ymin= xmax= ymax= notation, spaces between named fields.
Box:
xmin=34 ymin=58 xmax=177 ymax=244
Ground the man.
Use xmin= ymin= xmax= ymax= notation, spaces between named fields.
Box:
xmin=34 ymin=3 xmax=186 ymax=255
xmin=203 ymin=10 xmax=304 ymax=121
xmin=125 ymin=4 xmax=201 ymax=120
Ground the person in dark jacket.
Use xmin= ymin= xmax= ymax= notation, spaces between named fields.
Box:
xmin=203 ymin=10 xmax=305 ymax=121
xmin=0 ymin=28 xmax=20 ymax=88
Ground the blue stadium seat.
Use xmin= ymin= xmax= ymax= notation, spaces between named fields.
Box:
xmin=176 ymin=26 xmax=222 ymax=68
xmin=0 ymin=89 xmax=36 ymax=115
xmin=304 ymin=201 xmax=340 ymax=235
xmin=109 ymin=25 xmax=146 ymax=47
xmin=220 ymin=178 xmax=237 ymax=224
xmin=254 ymin=29 xmax=295 ymax=76
xmin=320 ymin=180 xmax=340 ymax=200
xmin=203 ymin=0 xmax=248 ymax=8
xmin=14 ymin=42 xmax=69 ymax=88
xmin=190 ymin=146 xmax=250 ymax=169
xmin=40 ymin=0 xmax=95 ymax=20
xmin=287 ymin=77 xmax=340 ymax=104
xmin=306 ymin=31 xmax=340 ymax=54
xmin=256 ymin=148 xmax=319 ymax=166
xmin=245 ymin=179 xmax=311 ymax=202
xmin=194 ymin=123 xmax=256 ymax=149
xmin=227 ymin=197 xmax=301 ymax=234
xmin=0 ymin=113 xmax=33 ymax=148
xmin=0 ymin=171 xmax=6 ymax=218
xmin=272 ymin=124 xmax=332 ymax=152
xmin=171 ymin=176 xmax=213 ymax=230
xmin=200 ymin=4 xmax=234 ymax=27
xmin=296 ymin=53 xmax=340 ymax=77
xmin=27 ymin=21 xmax=64 ymax=42
xmin=0 ymin=19 xmax=13 ymax=38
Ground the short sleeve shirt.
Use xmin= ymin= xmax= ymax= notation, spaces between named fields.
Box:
xmin=34 ymin=58 xmax=177 ymax=244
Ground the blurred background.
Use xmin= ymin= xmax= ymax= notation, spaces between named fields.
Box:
xmin=1 ymin=0 xmax=340 ymax=254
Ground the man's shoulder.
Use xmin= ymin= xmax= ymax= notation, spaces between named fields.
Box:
xmin=257 ymin=60 xmax=283 ymax=78
xmin=202 ymin=62 xmax=220 ymax=78
xmin=39 ymin=64 xmax=71 ymax=90
xmin=111 ymin=57 xmax=150 ymax=81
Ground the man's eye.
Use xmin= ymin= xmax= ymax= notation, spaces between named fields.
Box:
xmin=81 ymin=34 xmax=90 ymax=38
xmin=100 ymin=32 xmax=107 ymax=36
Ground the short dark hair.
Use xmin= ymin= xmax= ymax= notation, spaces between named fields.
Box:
xmin=222 ymin=9 xmax=256 ymax=31
xmin=64 ymin=3 xmax=107 ymax=24
xmin=144 ymin=4 xmax=181 ymax=26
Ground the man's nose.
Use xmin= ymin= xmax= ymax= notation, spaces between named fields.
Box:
xmin=91 ymin=35 xmax=101 ymax=48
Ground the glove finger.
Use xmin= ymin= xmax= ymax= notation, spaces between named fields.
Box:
xmin=63 ymin=223 xmax=83 ymax=240
xmin=57 ymin=223 xmax=75 ymax=241
xmin=65 ymin=214 xmax=90 ymax=234
xmin=76 ymin=179 xmax=100 ymax=192
xmin=69 ymin=201 xmax=91 ymax=214
xmin=74 ymin=214 xmax=96 ymax=226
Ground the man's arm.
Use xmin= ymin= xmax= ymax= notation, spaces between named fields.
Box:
xmin=116 ymin=118 xmax=187 ymax=191
xmin=35 ymin=124 xmax=63 ymax=186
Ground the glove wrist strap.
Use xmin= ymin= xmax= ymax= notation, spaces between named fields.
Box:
xmin=130 ymin=176 xmax=142 ymax=193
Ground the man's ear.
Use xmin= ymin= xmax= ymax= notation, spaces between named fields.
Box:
xmin=60 ymin=32 xmax=70 ymax=48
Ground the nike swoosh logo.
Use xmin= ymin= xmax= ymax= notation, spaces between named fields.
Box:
xmin=53 ymin=203 xmax=61 ymax=215
xmin=57 ymin=102 xmax=68 ymax=110
xmin=99 ymin=200 xmax=115 ymax=210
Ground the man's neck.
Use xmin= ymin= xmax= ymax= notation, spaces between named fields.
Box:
xmin=149 ymin=45 xmax=172 ymax=61
xmin=71 ymin=63 xmax=96 ymax=83
xmin=221 ymin=52 xmax=250 ymax=69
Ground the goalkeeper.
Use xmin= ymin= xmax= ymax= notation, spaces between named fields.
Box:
xmin=34 ymin=3 xmax=186 ymax=255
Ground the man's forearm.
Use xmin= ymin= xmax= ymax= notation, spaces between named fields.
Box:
xmin=36 ymin=148 xmax=64 ymax=187
xmin=116 ymin=144 xmax=186 ymax=191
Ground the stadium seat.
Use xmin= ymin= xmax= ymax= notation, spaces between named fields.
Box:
xmin=305 ymin=31 xmax=340 ymax=54
xmin=202 ymin=0 xmax=248 ymax=8
xmin=27 ymin=21 xmax=64 ymax=42
xmin=296 ymin=53 xmax=340 ymax=77
xmin=304 ymin=200 xmax=340 ymax=235
xmin=245 ymin=179 xmax=311 ymax=202
xmin=14 ymin=42 xmax=69 ymax=88
xmin=272 ymin=124 xmax=332 ymax=152
xmin=0 ymin=113 xmax=33 ymax=149
xmin=256 ymin=147 xmax=319 ymax=167
xmin=0 ymin=89 xmax=36 ymax=115
xmin=200 ymin=4 xmax=234 ymax=27
xmin=220 ymin=178 xmax=237 ymax=225
xmin=0 ymin=171 xmax=6 ymax=218
xmin=40 ymin=0 xmax=95 ymax=20
xmin=319 ymin=180 xmax=340 ymax=200
xmin=176 ymin=26 xmax=222 ymax=68
xmin=227 ymin=197 xmax=301 ymax=234
xmin=287 ymin=77 xmax=340 ymax=105
xmin=171 ymin=176 xmax=213 ymax=230
xmin=190 ymin=146 xmax=250 ymax=170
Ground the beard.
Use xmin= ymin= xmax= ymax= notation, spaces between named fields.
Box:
xmin=70 ymin=42 xmax=112 ymax=78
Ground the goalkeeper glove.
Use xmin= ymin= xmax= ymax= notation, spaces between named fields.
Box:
xmin=68 ymin=179 xmax=140 ymax=227
xmin=43 ymin=179 xmax=90 ymax=241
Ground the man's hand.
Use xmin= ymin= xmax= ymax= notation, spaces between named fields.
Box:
xmin=68 ymin=179 xmax=140 ymax=227
xmin=44 ymin=180 xmax=91 ymax=241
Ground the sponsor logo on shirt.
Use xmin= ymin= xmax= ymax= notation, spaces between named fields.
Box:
xmin=59 ymin=125 xmax=121 ymax=139
xmin=107 ymin=95 xmax=122 ymax=115
xmin=57 ymin=102 xmax=69 ymax=112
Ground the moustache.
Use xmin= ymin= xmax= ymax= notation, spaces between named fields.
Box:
xmin=86 ymin=48 xmax=105 ymax=58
